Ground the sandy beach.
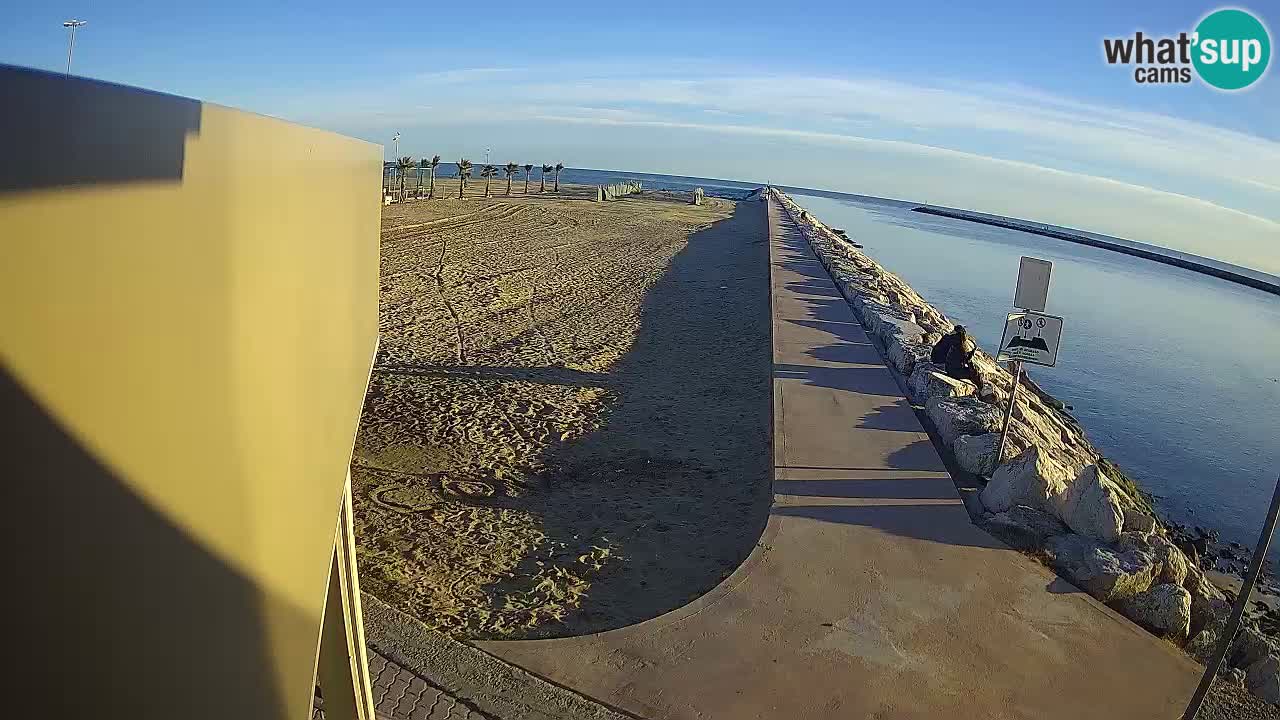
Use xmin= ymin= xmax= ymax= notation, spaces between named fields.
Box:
xmin=352 ymin=180 xmax=772 ymax=639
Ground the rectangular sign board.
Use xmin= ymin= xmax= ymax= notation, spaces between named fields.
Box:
xmin=1013 ymin=256 xmax=1052 ymax=312
xmin=997 ymin=311 xmax=1064 ymax=367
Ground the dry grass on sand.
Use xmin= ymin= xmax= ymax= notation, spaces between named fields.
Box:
xmin=352 ymin=181 xmax=772 ymax=639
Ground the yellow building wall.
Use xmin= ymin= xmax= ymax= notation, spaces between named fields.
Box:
xmin=0 ymin=66 xmax=381 ymax=719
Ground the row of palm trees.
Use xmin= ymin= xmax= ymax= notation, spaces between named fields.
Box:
xmin=386 ymin=157 xmax=565 ymax=201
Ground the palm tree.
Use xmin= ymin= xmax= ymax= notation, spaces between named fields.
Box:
xmin=396 ymin=156 xmax=415 ymax=201
xmin=540 ymin=164 xmax=552 ymax=193
xmin=554 ymin=162 xmax=564 ymax=192
xmin=523 ymin=163 xmax=533 ymax=193
xmin=457 ymin=158 xmax=472 ymax=198
xmin=427 ymin=155 xmax=441 ymax=199
xmin=504 ymin=162 xmax=519 ymax=196
xmin=480 ymin=164 xmax=497 ymax=198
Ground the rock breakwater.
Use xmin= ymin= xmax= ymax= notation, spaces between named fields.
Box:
xmin=771 ymin=188 xmax=1280 ymax=705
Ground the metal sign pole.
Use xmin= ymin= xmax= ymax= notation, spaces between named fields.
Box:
xmin=996 ymin=360 xmax=1022 ymax=462
xmin=1182 ymin=471 xmax=1280 ymax=720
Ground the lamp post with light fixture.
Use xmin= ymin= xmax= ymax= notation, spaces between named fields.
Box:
xmin=63 ymin=19 xmax=87 ymax=75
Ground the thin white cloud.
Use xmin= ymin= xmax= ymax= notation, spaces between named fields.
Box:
xmin=267 ymin=63 xmax=1280 ymax=270
xmin=279 ymin=68 xmax=1280 ymax=205
xmin=533 ymin=111 xmax=1279 ymax=229
xmin=410 ymin=67 xmax=518 ymax=84
xmin=514 ymin=74 xmax=1280 ymax=202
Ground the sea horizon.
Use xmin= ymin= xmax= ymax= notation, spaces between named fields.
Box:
xmin=409 ymin=162 xmax=1280 ymax=288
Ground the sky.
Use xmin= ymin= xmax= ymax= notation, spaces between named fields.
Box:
xmin=3 ymin=1 xmax=1278 ymax=273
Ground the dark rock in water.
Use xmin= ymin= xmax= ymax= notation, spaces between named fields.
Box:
xmin=1173 ymin=537 xmax=1201 ymax=565
xmin=1194 ymin=536 xmax=1211 ymax=560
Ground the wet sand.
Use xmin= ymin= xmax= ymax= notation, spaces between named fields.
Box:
xmin=352 ymin=182 xmax=772 ymax=639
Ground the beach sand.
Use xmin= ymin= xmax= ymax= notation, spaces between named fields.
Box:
xmin=353 ymin=181 xmax=772 ymax=639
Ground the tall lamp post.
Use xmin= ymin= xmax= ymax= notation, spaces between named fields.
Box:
xmin=63 ymin=19 xmax=87 ymax=76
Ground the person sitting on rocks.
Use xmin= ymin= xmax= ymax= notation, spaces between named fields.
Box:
xmin=931 ymin=325 xmax=985 ymax=394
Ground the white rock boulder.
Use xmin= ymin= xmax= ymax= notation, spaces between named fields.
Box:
xmin=1122 ymin=507 xmax=1157 ymax=536
xmin=981 ymin=505 xmax=1070 ymax=551
xmin=886 ymin=336 xmax=931 ymax=375
xmin=1118 ymin=583 xmax=1191 ymax=643
xmin=907 ymin=364 xmax=975 ymax=405
xmin=1046 ymin=532 xmax=1159 ymax=602
xmin=925 ymin=397 xmax=1004 ymax=448
xmin=954 ymin=433 xmax=1014 ymax=476
xmin=850 ymin=293 xmax=886 ymax=322
xmin=1150 ymin=534 xmax=1190 ymax=586
xmin=980 ymin=445 xmax=1073 ymax=515
xmin=1184 ymin=565 xmax=1233 ymax=662
xmin=872 ymin=313 xmax=923 ymax=347
xmin=1055 ymin=464 xmax=1126 ymax=544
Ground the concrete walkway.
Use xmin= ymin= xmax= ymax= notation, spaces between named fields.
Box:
xmin=474 ymin=197 xmax=1200 ymax=718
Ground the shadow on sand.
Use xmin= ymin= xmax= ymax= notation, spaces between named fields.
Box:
xmin=465 ymin=198 xmax=774 ymax=638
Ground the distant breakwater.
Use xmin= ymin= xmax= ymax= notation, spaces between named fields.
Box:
xmin=912 ymin=206 xmax=1280 ymax=297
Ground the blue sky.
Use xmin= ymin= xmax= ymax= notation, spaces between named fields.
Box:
xmin=3 ymin=1 xmax=1278 ymax=271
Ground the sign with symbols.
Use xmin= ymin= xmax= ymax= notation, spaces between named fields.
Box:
xmin=1013 ymin=256 xmax=1052 ymax=312
xmin=997 ymin=311 xmax=1064 ymax=367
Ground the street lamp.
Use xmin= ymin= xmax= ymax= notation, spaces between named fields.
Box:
xmin=62 ymin=19 xmax=87 ymax=76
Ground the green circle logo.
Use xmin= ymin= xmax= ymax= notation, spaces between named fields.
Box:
xmin=1193 ymin=9 xmax=1271 ymax=90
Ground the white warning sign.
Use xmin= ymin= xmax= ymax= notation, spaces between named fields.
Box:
xmin=997 ymin=311 xmax=1063 ymax=367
